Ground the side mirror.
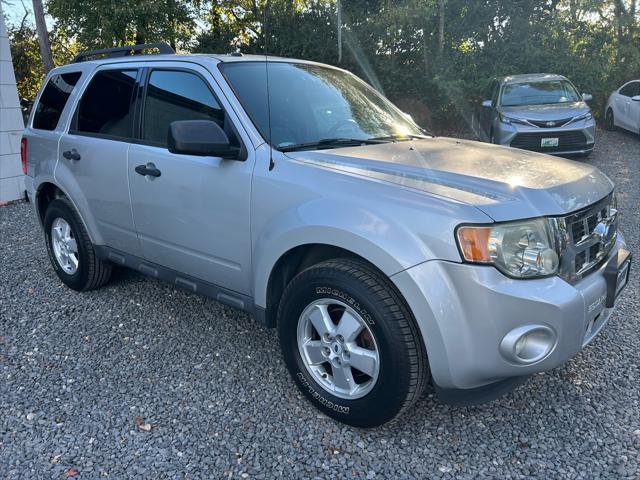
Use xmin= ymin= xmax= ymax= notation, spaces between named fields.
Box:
xmin=632 ymin=95 xmax=640 ymax=102
xmin=168 ymin=120 xmax=240 ymax=159
xmin=582 ymin=93 xmax=593 ymax=102
xmin=481 ymin=100 xmax=492 ymax=108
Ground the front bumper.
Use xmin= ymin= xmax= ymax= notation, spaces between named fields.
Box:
xmin=392 ymin=234 xmax=629 ymax=391
xmin=494 ymin=118 xmax=596 ymax=155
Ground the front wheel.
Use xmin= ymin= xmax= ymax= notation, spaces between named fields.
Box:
xmin=605 ymin=109 xmax=615 ymax=131
xmin=277 ymin=259 xmax=429 ymax=427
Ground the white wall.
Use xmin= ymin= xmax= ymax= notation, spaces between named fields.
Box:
xmin=0 ymin=4 xmax=26 ymax=203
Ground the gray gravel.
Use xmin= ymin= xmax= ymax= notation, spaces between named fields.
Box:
xmin=1 ymin=129 xmax=639 ymax=479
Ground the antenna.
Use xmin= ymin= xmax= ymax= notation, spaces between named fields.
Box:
xmin=264 ymin=4 xmax=275 ymax=171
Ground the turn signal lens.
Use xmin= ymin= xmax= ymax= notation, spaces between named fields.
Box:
xmin=457 ymin=226 xmax=492 ymax=263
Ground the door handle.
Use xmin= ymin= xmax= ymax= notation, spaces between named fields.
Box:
xmin=135 ymin=164 xmax=162 ymax=178
xmin=62 ymin=149 xmax=81 ymax=161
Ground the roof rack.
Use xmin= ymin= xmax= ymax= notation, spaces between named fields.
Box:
xmin=72 ymin=42 xmax=175 ymax=63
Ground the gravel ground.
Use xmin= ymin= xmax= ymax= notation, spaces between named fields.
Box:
xmin=1 ymin=129 xmax=639 ymax=479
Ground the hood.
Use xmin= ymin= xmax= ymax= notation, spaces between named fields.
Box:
xmin=285 ymin=138 xmax=613 ymax=222
xmin=498 ymin=102 xmax=589 ymax=121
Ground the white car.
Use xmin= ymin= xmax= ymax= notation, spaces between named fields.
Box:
xmin=605 ymin=80 xmax=640 ymax=134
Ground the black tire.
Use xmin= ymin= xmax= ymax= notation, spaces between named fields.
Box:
xmin=44 ymin=197 xmax=112 ymax=291
xmin=277 ymin=258 xmax=429 ymax=427
xmin=605 ymin=109 xmax=615 ymax=131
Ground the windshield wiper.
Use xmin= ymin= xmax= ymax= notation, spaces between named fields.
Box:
xmin=278 ymin=137 xmax=390 ymax=152
xmin=369 ymin=133 xmax=430 ymax=142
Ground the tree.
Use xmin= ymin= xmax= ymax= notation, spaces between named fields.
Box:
xmin=32 ymin=0 xmax=53 ymax=72
xmin=46 ymin=0 xmax=201 ymax=49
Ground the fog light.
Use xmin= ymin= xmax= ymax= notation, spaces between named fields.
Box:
xmin=500 ymin=325 xmax=556 ymax=364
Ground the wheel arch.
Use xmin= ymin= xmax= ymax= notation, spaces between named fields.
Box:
xmin=35 ymin=181 xmax=99 ymax=244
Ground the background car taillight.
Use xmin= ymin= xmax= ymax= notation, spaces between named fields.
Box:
xmin=20 ymin=137 xmax=27 ymax=174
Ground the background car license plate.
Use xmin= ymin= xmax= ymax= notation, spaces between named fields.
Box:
xmin=541 ymin=137 xmax=559 ymax=147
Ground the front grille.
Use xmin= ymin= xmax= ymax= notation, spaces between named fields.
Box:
xmin=510 ymin=131 xmax=589 ymax=153
xmin=555 ymin=194 xmax=617 ymax=283
xmin=527 ymin=117 xmax=574 ymax=128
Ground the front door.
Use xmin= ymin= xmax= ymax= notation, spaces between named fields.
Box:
xmin=127 ymin=65 xmax=253 ymax=295
xmin=617 ymin=81 xmax=639 ymax=130
xmin=59 ymin=67 xmax=142 ymax=256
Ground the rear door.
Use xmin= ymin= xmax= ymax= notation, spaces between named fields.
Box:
xmin=127 ymin=63 xmax=254 ymax=294
xmin=58 ymin=66 xmax=142 ymax=256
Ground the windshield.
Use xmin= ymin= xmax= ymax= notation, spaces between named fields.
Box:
xmin=500 ymin=80 xmax=581 ymax=107
xmin=219 ymin=62 xmax=424 ymax=151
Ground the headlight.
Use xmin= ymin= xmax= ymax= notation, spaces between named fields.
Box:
xmin=499 ymin=113 xmax=530 ymax=126
xmin=456 ymin=218 xmax=559 ymax=278
xmin=571 ymin=111 xmax=593 ymax=122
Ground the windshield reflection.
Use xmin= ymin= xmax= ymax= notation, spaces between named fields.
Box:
xmin=220 ymin=61 xmax=425 ymax=151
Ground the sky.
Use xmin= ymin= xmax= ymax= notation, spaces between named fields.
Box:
xmin=1 ymin=0 xmax=53 ymax=29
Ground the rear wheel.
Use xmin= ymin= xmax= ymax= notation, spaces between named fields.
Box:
xmin=44 ymin=197 xmax=112 ymax=291
xmin=277 ymin=258 xmax=429 ymax=427
xmin=605 ymin=108 xmax=615 ymax=131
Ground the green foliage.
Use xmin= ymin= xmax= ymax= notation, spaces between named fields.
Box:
xmin=194 ymin=0 xmax=640 ymax=130
xmin=6 ymin=0 xmax=640 ymax=131
xmin=7 ymin=21 xmax=79 ymax=102
xmin=45 ymin=0 xmax=202 ymax=50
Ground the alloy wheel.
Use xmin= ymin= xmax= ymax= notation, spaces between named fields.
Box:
xmin=297 ymin=299 xmax=380 ymax=400
xmin=51 ymin=217 xmax=79 ymax=275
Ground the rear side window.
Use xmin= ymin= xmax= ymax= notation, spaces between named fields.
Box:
xmin=74 ymin=69 xmax=138 ymax=139
xmin=142 ymin=70 xmax=224 ymax=146
xmin=32 ymin=72 xmax=81 ymax=130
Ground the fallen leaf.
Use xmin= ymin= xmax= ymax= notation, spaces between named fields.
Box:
xmin=65 ymin=467 xmax=78 ymax=478
xmin=134 ymin=416 xmax=152 ymax=431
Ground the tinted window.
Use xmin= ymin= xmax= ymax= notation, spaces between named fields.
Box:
xmin=74 ymin=69 xmax=137 ymax=138
xmin=142 ymin=70 xmax=224 ymax=146
xmin=32 ymin=72 xmax=81 ymax=130
xmin=500 ymin=80 xmax=581 ymax=107
xmin=620 ymin=82 xmax=639 ymax=97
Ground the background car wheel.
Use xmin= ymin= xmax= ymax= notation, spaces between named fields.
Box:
xmin=277 ymin=258 xmax=429 ymax=427
xmin=605 ymin=109 xmax=615 ymax=131
xmin=44 ymin=197 xmax=112 ymax=291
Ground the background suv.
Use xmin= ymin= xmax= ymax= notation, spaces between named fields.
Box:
xmin=480 ymin=74 xmax=596 ymax=157
xmin=22 ymin=46 xmax=630 ymax=427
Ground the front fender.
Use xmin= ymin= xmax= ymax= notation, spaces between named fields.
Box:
xmin=253 ymin=197 xmax=443 ymax=308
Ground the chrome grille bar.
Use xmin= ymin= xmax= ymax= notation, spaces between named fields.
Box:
xmin=554 ymin=193 xmax=617 ymax=283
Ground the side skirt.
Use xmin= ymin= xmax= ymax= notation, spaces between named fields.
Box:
xmin=95 ymin=245 xmax=270 ymax=327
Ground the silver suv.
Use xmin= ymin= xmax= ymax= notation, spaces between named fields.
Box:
xmin=23 ymin=45 xmax=631 ymax=427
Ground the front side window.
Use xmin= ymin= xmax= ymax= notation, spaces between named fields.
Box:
xmin=32 ymin=72 xmax=82 ymax=131
xmin=620 ymin=82 xmax=639 ymax=97
xmin=74 ymin=69 xmax=138 ymax=138
xmin=220 ymin=62 xmax=424 ymax=151
xmin=500 ymin=80 xmax=581 ymax=107
xmin=142 ymin=70 xmax=224 ymax=146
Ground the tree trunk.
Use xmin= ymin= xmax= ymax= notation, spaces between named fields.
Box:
xmin=438 ymin=0 xmax=445 ymax=55
xmin=337 ymin=0 xmax=342 ymax=63
xmin=32 ymin=0 xmax=54 ymax=73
